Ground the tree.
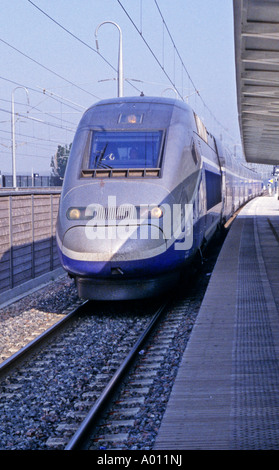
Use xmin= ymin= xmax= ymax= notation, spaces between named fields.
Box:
xmin=50 ymin=143 xmax=72 ymax=185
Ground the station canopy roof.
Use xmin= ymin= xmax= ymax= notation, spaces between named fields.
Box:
xmin=234 ymin=0 xmax=279 ymax=165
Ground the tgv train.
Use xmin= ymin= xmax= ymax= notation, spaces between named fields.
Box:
xmin=56 ymin=96 xmax=262 ymax=300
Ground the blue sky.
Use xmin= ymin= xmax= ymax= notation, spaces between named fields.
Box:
xmin=0 ymin=0 xmax=239 ymax=175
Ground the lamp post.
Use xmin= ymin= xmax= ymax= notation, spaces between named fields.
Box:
xmin=95 ymin=21 xmax=123 ymax=97
xmin=11 ymin=86 xmax=29 ymax=188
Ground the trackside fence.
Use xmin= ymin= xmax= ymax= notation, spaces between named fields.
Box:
xmin=0 ymin=189 xmax=63 ymax=303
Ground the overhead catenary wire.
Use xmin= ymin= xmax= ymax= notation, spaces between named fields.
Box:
xmin=0 ymin=76 xmax=82 ymax=156
xmin=26 ymin=0 xmax=143 ymax=95
xmin=0 ymin=132 xmax=71 ymax=151
xmin=117 ymin=0 xmax=183 ymax=100
xmin=0 ymin=75 xmax=86 ymax=113
xmin=26 ymin=0 xmax=117 ymax=73
xmin=37 ymin=87 xmax=86 ymax=111
xmin=0 ymin=149 xmax=60 ymax=160
xmin=0 ymin=107 xmax=76 ymax=132
xmin=153 ymin=0 xmax=240 ymax=144
xmin=0 ymin=97 xmax=79 ymax=127
xmin=117 ymin=0 xmax=239 ymax=145
xmin=0 ymin=127 xmax=71 ymax=146
xmin=0 ymin=37 xmax=101 ymax=100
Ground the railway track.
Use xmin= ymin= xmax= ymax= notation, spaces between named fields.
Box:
xmin=0 ymin=299 xmax=87 ymax=380
xmin=0 ymin=297 xmax=166 ymax=450
xmin=65 ymin=303 xmax=167 ymax=450
xmin=85 ymin=298 xmax=195 ymax=450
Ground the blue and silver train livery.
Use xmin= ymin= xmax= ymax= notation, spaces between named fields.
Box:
xmin=56 ymin=96 xmax=262 ymax=300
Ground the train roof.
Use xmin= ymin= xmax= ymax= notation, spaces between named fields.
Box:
xmin=85 ymin=95 xmax=190 ymax=112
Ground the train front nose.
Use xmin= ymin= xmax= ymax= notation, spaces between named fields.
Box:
xmin=56 ymin=183 xmax=181 ymax=299
xmin=57 ymin=213 xmax=175 ymax=300
xmin=59 ymin=214 xmax=168 ymax=277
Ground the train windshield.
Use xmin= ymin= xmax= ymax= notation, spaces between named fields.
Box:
xmin=88 ymin=130 xmax=163 ymax=169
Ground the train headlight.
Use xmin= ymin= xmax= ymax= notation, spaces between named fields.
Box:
xmin=150 ymin=206 xmax=164 ymax=218
xmin=67 ymin=208 xmax=81 ymax=220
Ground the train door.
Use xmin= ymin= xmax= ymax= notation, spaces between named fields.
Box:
xmin=195 ymin=169 xmax=207 ymax=250
xmin=192 ymin=136 xmax=206 ymax=251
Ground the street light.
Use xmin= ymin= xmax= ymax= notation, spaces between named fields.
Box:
xmin=95 ymin=21 xmax=123 ymax=97
xmin=11 ymin=86 xmax=30 ymax=188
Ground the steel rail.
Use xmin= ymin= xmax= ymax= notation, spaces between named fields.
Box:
xmin=65 ymin=302 xmax=167 ymax=450
xmin=0 ymin=300 xmax=88 ymax=379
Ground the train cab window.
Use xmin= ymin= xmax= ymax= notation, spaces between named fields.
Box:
xmin=86 ymin=130 xmax=163 ymax=170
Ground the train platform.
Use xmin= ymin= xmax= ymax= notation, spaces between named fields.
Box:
xmin=154 ymin=195 xmax=279 ymax=450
